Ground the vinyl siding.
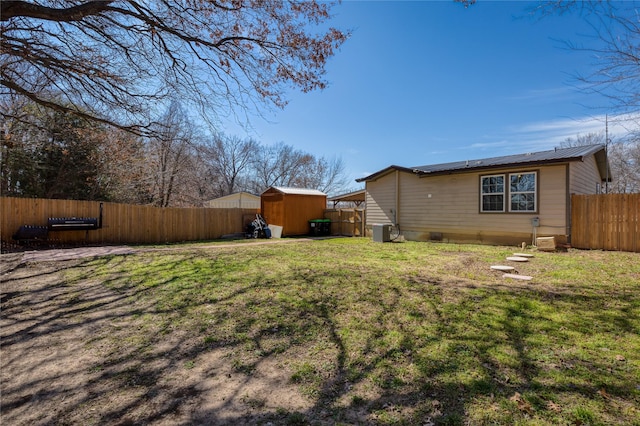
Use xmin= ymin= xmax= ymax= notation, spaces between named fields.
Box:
xmin=366 ymin=164 xmax=569 ymax=244
xmin=538 ymin=165 xmax=568 ymax=236
xmin=364 ymin=170 xmax=401 ymax=225
xmin=569 ymin=155 xmax=602 ymax=194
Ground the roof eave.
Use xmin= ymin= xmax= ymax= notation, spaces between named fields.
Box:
xmin=594 ymin=148 xmax=613 ymax=182
xmin=356 ymin=165 xmax=416 ymax=183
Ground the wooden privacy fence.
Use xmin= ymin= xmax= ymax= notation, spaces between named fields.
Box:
xmin=324 ymin=208 xmax=365 ymax=237
xmin=1 ymin=197 xmax=259 ymax=246
xmin=571 ymin=193 xmax=639 ymax=252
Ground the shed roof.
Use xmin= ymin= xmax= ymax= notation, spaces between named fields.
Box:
xmin=357 ymin=144 xmax=610 ymax=182
xmin=263 ymin=186 xmax=327 ymax=196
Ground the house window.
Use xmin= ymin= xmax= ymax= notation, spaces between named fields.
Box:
xmin=481 ymin=174 xmax=505 ymax=212
xmin=509 ymin=172 xmax=536 ymax=212
xmin=480 ymin=171 xmax=538 ymax=213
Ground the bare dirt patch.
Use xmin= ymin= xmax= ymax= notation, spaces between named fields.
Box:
xmin=0 ymin=257 xmax=317 ymax=425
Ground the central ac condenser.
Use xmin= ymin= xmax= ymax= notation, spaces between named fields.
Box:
xmin=372 ymin=224 xmax=392 ymax=242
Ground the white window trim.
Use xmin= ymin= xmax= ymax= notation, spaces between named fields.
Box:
xmin=480 ymin=174 xmax=505 ymax=212
xmin=508 ymin=171 xmax=537 ymax=213
xmin=480 ymin=171 xmax=538 ymax=213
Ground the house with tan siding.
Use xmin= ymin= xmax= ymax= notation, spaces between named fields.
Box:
xmin=356 ymin=144 xmax=610 ymax=246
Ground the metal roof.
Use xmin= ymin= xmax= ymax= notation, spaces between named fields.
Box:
xmin=413 ymin=144 xmax=606 ymax=174
xmin=266 ymin=186 xmax=327 ymax=196
xmin=357 ymin=144 xmax=609 ymax=182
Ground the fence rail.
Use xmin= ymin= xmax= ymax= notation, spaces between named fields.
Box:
xmin=324 ymin=208 xmax=365 ymax=237
xmin=1 ymin=197 xmax=259 ymax=246
xmin=571 ymin=193 xmax=639 ymax=252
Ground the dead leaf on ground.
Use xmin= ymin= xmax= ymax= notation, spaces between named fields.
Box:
xmin=509 ymin=392 xmax=533 ymax=413
xmin=546 ymin=400 xmax=562 ymax=413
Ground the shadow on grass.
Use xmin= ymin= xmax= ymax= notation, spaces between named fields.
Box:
xmin=1 ymin=248 xmax=638 ymax=425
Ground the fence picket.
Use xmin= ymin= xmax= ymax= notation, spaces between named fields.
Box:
xmin=1 ymin=197 xmax=259 ymax=246
xmin=571 ymin=193 xmax=639 ymax=252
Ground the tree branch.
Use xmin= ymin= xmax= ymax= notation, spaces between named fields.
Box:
xmin=1 ymin=1 xmax=348 ymax=132
xmin=0 ymin=77 xmax=149 ymax=135
xmin=1 ymin=1 xmax=114 ymax=22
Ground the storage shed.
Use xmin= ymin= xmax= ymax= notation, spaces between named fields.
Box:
xmin=260 ymin=187 xmax=327 ymax=236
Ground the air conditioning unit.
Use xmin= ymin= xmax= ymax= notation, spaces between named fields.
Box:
xmin=372 ymin=224 xmax=392 ymax=242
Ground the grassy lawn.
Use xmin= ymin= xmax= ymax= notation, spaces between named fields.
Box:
xmin=40 ymin=239 xmax=640 ymax=424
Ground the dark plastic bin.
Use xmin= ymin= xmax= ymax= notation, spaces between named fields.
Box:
xmin=309 ymin=219 xmax=331 ymax=236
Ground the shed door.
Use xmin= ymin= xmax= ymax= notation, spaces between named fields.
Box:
xmin=262 ymin=193 xmax=285 ymax=227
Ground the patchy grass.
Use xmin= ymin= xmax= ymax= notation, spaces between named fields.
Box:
xmin=9 ymin=238 xmax=640 ymax=425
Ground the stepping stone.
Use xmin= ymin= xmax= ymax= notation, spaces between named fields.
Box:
xmin=491 ymin=265 xmax=515 ymax=272
xmin=503 ymin=273 xmax=533 ymax=281
xmin=506 ymin=256 xmax=529 ymax=262
xmin=513 ymin=253 xmax=534 ymax=258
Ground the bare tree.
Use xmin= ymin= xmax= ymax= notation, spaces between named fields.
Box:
xmin=608 ymin=138 xmax=640 ymax=193
xmin=294 ymin=155 xmax=350 ymax=195
xmin=249 ymin=142 xmax=312 ymax=193
xmin=532 ymin=1 xmax=640 ymax=114
xmin=557 ymin=131 xmax=640 ymax=193
xmin=246 ymin=142 xmax=350 ymax=195
xmin=559 ymin=131 xmax=606 ymax=149
xmin=96 ymin=129 xmax=153 ymax=204
xmin=1 ymin=1 xmax=348 ymax=133
xmin=199 ymin=133 xmax=258 ymax=197
xmin=147 ymin=102 xmax=198 ymax=207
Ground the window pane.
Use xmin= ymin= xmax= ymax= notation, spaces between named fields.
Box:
xmin=510 ymin=173 xmax=535 ymax=192
xmin=482 ymin=176 xmax=504 ymax=194
xmin=509 ymin=172 xmax=536 ymax=212
xmin=483 ymin=194 xmax=504 ymax=211
xmin=511 ymin=193 xmax=535 ymax=211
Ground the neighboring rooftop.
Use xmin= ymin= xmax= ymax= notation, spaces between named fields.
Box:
xmin=205 ymin=192 xmax=260 ymax=208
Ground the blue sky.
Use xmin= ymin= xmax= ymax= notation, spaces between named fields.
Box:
xmin=221 ymin=1 xmax=630 ymax=187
